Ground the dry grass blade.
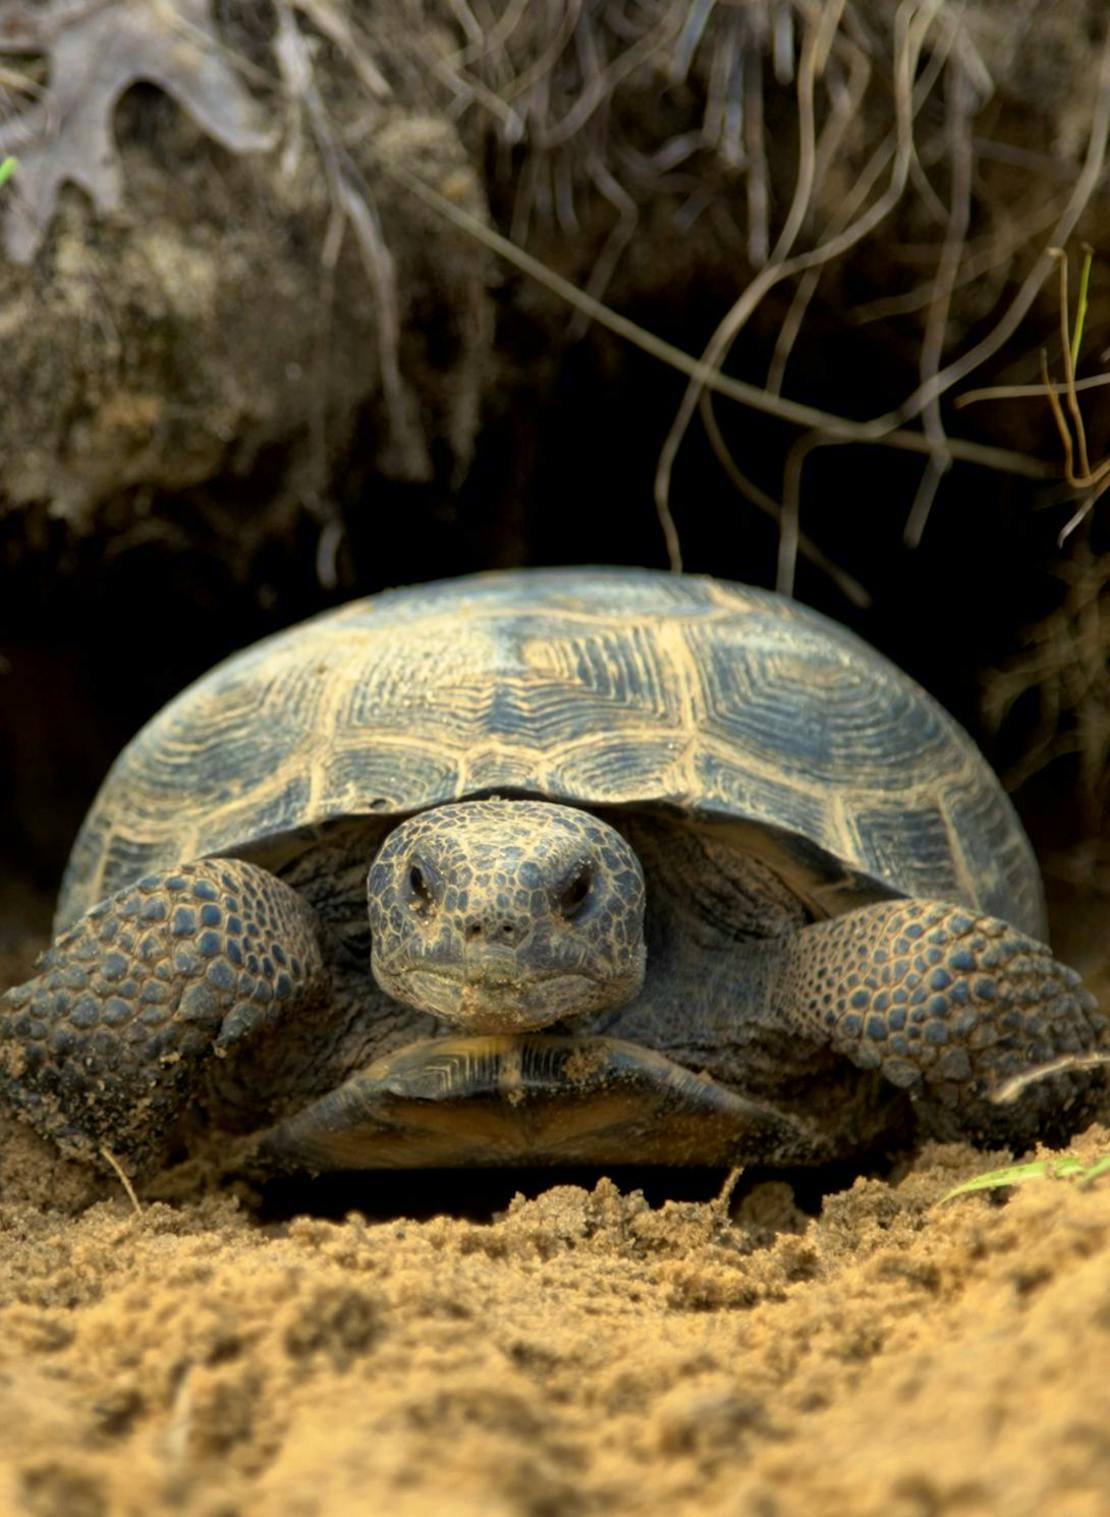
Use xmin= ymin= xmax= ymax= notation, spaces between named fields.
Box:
xmin=849 ymin=186 xmax=1068 ymax=327
xmin=765 ymin=8 xmax=1110 ymax=589
xmin=293 ymin=0 xmax=390 ymax=98
xmin=989 ymin=1050 xmax=1110 ymax=1106
xmin=764 ymin=27 xmax=871 ymax=395
xmin=1023 ymin=248 xmax=1110 ymax=542
xmin=100 ymin=1146 xmax=143 ymax=1215
xmin=1055 ymin=248 xmax=1092 ymax=482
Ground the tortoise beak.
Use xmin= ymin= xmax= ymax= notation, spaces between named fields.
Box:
xmin=392 ymin=967 xmax=623 ymax=1033
xmin=254 ymin=1035 xmax=829 ymax=1171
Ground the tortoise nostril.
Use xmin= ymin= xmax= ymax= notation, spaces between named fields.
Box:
xmin=465 ymin=917 xmax=524 ymax=946
xmin=557 ymin=863 xmax=593 ymax=920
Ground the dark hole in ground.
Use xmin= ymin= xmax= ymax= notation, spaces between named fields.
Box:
xmin=253 ymin=1154 xmax=895 ymax=1227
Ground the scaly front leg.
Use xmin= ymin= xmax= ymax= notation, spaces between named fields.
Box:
xmin=775 ymin=899 xmax=1107 ymax=1146
xmin=0 ymin=859 xmax=331 ymax=1178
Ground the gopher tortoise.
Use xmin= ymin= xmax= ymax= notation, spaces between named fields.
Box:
xmin=1 ymin=568 xmax=1104 ymax=1179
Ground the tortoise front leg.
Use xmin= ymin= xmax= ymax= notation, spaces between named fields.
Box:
xmin=776 ymin=900 xmax=1107 ymax=1146
xmin=0 ymin=859 xmax=330 ymax=1178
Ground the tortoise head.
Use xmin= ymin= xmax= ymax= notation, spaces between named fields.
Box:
xmin=367 ymin=799 xmax=647 ymax=1032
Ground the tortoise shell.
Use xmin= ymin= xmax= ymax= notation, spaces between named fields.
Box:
xmin=56 ymin=569 xmax=1044 ymax=939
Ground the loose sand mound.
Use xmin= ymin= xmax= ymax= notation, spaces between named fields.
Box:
xmin=2 ymin=1109 xmax=1109 ymax=1514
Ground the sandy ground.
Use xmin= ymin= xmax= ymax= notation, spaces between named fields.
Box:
xmin=2 ymin=925 xmax=1110 ymax=1517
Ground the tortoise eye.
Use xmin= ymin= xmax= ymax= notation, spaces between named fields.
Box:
xmin=557 ymin=864 xmax=593 ymax=920
xmin=406 ymin=859 xmax=436 ymax=913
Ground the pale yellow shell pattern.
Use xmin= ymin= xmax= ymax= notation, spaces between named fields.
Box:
xmin=57 ymin=570 xmax=1044 ymax=941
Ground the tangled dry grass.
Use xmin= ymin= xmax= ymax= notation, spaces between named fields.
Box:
xmin=408 ymin=1 xmax=1110 ymax=577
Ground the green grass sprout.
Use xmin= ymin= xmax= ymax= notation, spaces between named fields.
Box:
xmin=0 ymin=157 xmax=16 ymax=189
xmin=1077 ymin=1154 xmax=1110 ymax=1186
xmin=1070 ymin=243 xmax=1094 ymax=368
xmin=942 ymin=1153 xmax=1110 ymax=1202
